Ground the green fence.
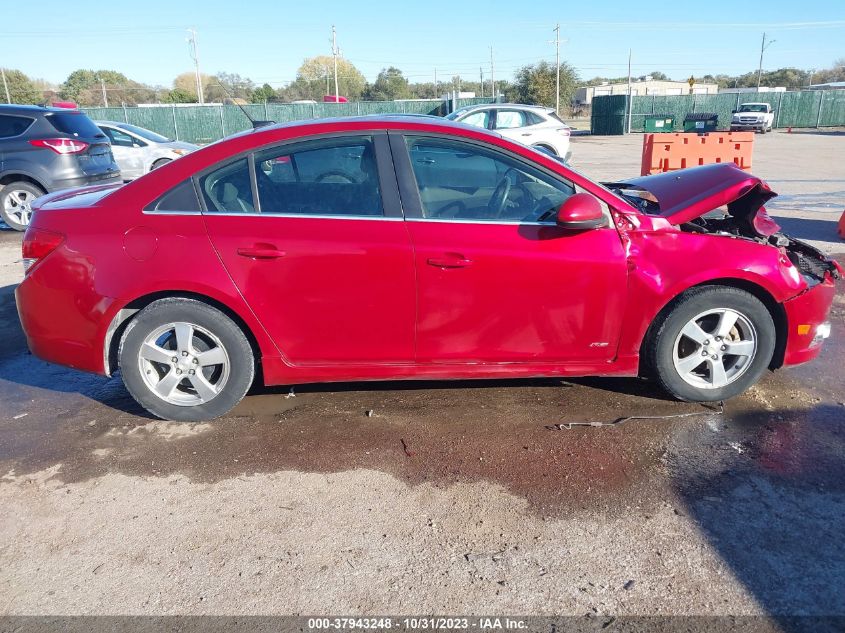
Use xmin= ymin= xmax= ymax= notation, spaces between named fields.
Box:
xmin=590 ymin=90 xmax=845 ymax=135
xmin=82 ymin=97 xmax=496 ymax=144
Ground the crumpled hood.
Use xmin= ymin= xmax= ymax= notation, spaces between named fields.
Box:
xmin=603 ymin=163 xmax=777 ymax=228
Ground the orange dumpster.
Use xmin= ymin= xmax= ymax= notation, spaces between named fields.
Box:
xmin=641 ymin=132 xmax=755 ymax=176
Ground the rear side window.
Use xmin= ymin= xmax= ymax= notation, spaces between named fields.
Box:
xmin=145 ymin=180 xmax=201 ymax=213
xmin=199 ymin=158 xmax=255 ymax=213
xmin=495 ymin=110 xmax=527 ymax=129
xmin=525 ymin=111 xmax=545 ymax=125
xmin=253 ymin=136 xmax=383 ymax=216
xmin=102 ymin=126 xmax=144 ymax=148
xmin=0 ymin=114 xmax=34 ymax=138
xmin=46 ymin=112 xmax=106 ymax=138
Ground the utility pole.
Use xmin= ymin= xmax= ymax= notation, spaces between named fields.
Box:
xmin=480 ymin=67 xmax=484 ymax=98
xmin=100 ymin=78 xmax=108 ymax=108
xmin=756 ymin=32 xmax=776 ymax=90
xmin=1 ymin=68 xmax=10 ymax=104
xmin=490 ymin=46 xmax=495 ymax=100
xmin=331 ymin=25 xmax=340 ymax=101
xmin=626 ymin=49 xmax=633 ymax=134
xmin=434 ymin=68 xmax=438 ymax=97
xmin=553 ymin=23 xmax=561 ymax=114
xmin=187 ymin=28 xmax=204 ymax=104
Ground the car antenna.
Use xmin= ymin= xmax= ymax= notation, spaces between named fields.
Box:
xmin=213 ymin=81 xmax=275 ymax=132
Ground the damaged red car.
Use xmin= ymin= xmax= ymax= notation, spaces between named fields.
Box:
xmin=15 ymin=117 xmax=840 ymax=421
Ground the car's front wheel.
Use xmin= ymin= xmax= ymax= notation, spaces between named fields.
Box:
xmin=150 ymin=158 xmax=172 ymax=171
xmin=0 ymin=181 xmax=45 ymax=231
xmin=119 ymin=298 xmax=255 ymax=421
xmin=646 ymin=287 xmax=776 ymax=402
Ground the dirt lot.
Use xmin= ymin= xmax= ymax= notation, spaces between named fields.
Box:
xmin=0 ymin=131 xmax=844 ymax=622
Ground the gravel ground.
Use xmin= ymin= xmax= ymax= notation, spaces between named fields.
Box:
xmin=0 ymin=130 xmax=843 ymax=622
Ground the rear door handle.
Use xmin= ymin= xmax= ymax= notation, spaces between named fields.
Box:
xmin=237 ymin=245 xmax=286 ymax=259
xmin=427 ymin=256 xmax=473 ymax=269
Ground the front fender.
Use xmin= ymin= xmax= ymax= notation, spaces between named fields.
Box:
xmin=616 ymin=229 xmax=806 ymax=360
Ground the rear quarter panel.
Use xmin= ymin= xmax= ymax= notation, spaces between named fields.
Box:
xmin=19 ymin=201 xmax=280 ymax=375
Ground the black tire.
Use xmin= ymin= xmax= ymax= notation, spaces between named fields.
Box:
xmin=646 ymin=286 xmax=776 ymax=402
xmin=531 ymin=143 xmax=558 ymax=156
xmin=150 ymin=158 xmax=172 ymax=171
xmin=0 ymin=181 xmax=45 ymax=231
xmin=119 ymin=298 xmax=255 ymax=421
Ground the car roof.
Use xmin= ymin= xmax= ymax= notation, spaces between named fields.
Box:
xmin=225 ymin=114 xmax=480 ymax=137
xmin=0 ymin=104 xmax=81 ymax=115
xmin=455 ymin=103 xmax=554 ymax=113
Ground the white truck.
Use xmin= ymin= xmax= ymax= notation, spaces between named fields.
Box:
xmin=730 ymin=102 xmax=774 ymax=133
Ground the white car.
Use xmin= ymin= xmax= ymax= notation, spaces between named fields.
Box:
xmin=445 ymin=103 xmax=572 ymax=161
xmin=96 ymin=121 xmax=198 ymax=180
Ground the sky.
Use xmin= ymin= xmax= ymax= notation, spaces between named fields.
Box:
xmin=3 ymin=0 xmax=843 ymax=88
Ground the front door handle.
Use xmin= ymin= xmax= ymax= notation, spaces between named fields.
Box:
xmin=237 ymin=244 xmax=286 ymax=259
xmin=427 ymin=255 xmax=473 ymax=269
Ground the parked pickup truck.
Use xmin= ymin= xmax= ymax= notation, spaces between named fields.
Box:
xmin=730 ymin=103 xmax=774 ymax=133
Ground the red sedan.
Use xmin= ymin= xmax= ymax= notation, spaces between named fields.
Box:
xmin=15 ymin=116 xmax=840 ymax=421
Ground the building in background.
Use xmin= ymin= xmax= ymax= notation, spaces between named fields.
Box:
xmin=719 ymin=86 xmax=786 ymax=94
xmin=574 ymin=78 xmax=719 ymax=107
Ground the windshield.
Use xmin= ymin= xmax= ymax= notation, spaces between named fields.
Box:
xmin=445 ymin=106 xmax=477 ymax=121
xmin=47 ymin=112 xmax=107 ymax=139
xmin=738 ymin=104 xmax=768 ymax=113
xmin=117 ymin=123 xmax=171 ymax=143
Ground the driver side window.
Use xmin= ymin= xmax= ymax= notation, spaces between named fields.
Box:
xmin=405 ymin=136 xmax=575 ymax=222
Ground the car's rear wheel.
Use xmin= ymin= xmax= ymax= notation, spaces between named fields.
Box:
xmin=647 ymin=286 xmax=776 ymax=402
xmin=119 ymin=298 xmax=255 ymax=421
xmin=0 ymin=181 xmax=45 ymax=231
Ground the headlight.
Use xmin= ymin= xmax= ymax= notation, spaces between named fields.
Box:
xmin=171 ymin=148 xmax=191 ymax=156
xmin=811 ymin=322 xmax=831 ymax=347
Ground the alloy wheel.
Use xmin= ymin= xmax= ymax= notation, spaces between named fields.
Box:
xmin=3 ymin=189 xmax=35 ymax=227
xmin=137 ymin=321 xmax=230 ymax=406
xmin=671 ymin=308 xmax=758 ymax=390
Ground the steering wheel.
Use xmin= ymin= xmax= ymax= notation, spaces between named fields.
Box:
xmin=315 ymin=170 xmax=357 ymax=184
xmin=487 ymin=169 xmax=519 ymax=218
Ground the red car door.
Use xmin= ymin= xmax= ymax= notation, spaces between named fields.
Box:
xmin=392 ymin=133 xmax=628 ymax=364
xmin=201 ymin=133 xmax=415 ymax=365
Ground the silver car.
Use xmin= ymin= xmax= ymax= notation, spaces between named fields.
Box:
xmin=95 ymin=121 xmax=198 ymax=180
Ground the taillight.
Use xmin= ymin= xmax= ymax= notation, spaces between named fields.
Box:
xmin=29 ymin=138 xmax=90 ymax=154
xmin=22 ymin=228 xmax=65 ymax=273
xmin=558 ymin=127 xmax=571 ymax=136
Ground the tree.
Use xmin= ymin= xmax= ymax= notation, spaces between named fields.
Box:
xmin=60 ymin=69 xmax=155 ymax=106
xmin=296 ymin=55 xmax=366 ymax=100
xmin=365 ymin=67 xmax=411 ymax=101
xmin=204 ymin=72 xmax=255 ymax=102
xmin=162 ymin=87 xmax=197 ymax=103
xmin=0 ymin=68 xmax=43 ymax=104
xmin=170 ymin=71 xmax=214 ymax=102
xmin=507 ymin=61 xmax=579 ymax=113
xmin=251 ymin=83 xmax=276 ymax=103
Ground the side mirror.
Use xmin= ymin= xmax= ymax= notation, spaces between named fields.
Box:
xmin=556 ymin=193 xmax=608 ymax=230
xmin=731 ymin=109 xmax=738 ymax=114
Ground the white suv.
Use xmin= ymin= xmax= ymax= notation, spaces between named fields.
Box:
xmin=446 ymin=104 xmax=572 ymax=161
